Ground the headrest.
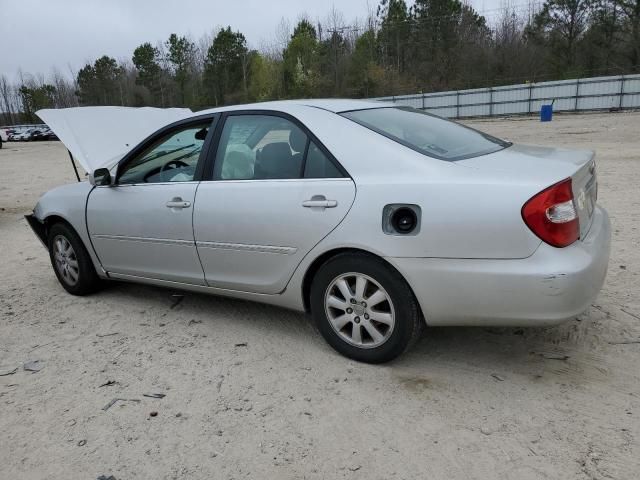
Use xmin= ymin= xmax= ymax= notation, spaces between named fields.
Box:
xmin=289 ymin=127 xmax=307 ymax=153
xmin=260 ymin=142 xmax=292 ymax=160
xmin=254 ymin=142 xmax=296 ymax=179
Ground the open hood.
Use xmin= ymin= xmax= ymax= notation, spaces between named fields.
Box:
xmin=37 ymin=106 xmax=193 ymax=173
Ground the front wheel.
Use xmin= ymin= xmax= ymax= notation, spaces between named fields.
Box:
xmin=310 ymin=253 xmax=424 ymax=363
xmin=48 ymin=223 xmax=102 ymax=295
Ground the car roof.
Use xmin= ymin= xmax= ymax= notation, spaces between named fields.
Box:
xmin=197 ymin=98 xmax=392 ymax=116
xmin=37 ymin=100 xmax=394 ymax=174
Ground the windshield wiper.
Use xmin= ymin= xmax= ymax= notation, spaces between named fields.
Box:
xmin=139 ymin=144 xmax=195 ymax=164
xmin=173 ymin=147 xmax=201 ymax=162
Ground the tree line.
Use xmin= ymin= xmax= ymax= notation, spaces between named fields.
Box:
xmin=2 ymin=0 xmax=639 ymax=125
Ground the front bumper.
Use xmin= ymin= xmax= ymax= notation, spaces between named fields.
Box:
xmin=25 ymin=214 xmax=48 ymax=249
xmin=387 ymin=206 xmax=611 ymax=327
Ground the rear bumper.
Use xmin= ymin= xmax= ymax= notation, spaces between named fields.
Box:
xmin=387 ymin=206 xmax=611 ymax=326
xmin=25 ymin=214 xmax=48 ymax=249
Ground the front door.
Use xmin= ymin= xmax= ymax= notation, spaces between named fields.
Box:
xmin=193 ymin=113 xmax=356 ymax=294
xmin=87 ymin=119 xmax=214 ymax=285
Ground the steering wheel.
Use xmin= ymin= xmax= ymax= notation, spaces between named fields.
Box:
xmin=159 ymin=159 xmax=188 ymax=182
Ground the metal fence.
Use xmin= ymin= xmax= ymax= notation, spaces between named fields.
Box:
xmin=372 ymin=74 xmax=640 ymax=118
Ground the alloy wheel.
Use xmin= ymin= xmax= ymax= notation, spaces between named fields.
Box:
xmin=53 ymin=235 xmax=79 ymax=286
xmin=324 ymin=272 xmax=395 ymax=349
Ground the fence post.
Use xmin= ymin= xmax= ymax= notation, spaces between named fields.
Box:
xmin=619 ymin=75 xmax=625 ymax=109
xmin=528 ymin=83 xmax=533 ymax=114
xmin=422 ymin=92 xmax=425 ymax=110
xmin=574 ymin=78 xmax=580 ymax=111
xmin=489 ymin=87 xmax=493 ymax=117
xmin=456 ymin=91 xmax=460 ymax=118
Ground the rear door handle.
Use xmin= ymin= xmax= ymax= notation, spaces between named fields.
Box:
xmin=166 ymin=197 xmax=191 ymax=209
xmin=302 ymin=195 xmax=338 ymax=209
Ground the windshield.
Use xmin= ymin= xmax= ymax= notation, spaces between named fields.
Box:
xmin=341 ymin=107 xmax=510 ymax=161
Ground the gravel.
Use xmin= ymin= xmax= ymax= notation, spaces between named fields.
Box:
xmin=1 ymin=111 xmax=639 ymax=479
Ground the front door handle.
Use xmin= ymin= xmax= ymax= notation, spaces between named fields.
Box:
xmin=166 ymin=197 xmax=191 ymax=209
xmin=302 ymin=195 xmax=338 ymax=209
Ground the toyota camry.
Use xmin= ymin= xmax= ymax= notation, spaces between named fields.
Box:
xmin=27 ymin=100 xmax=611 ymax=363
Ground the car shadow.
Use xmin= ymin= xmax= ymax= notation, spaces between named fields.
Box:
xmin=394 ymin=314 xmax=612 ymax=387
xmin=103 ymin=280 xmax=317 ymax=335
xmin=102 ymin=281 xmax=609 ymax=385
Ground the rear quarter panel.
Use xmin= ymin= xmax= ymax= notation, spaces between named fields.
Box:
xmin=327 ymin=175 xmax=543 ymax=259
xmin=286 ymin=106 xmax=545 ymax=259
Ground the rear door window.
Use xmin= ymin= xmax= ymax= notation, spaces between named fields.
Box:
xmin=213 ymin=114 xmax=346 ymax=180
xmin=304 ymin=142 xmax=343 ymax=178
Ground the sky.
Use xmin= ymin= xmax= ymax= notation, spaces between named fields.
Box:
xmin=0 ymin=0 xmax=503 ymax=81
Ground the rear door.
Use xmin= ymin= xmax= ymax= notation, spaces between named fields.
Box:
xmin=193 ymin=112 xmax=356 ymax=294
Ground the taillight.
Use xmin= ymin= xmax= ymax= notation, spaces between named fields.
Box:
xmin=522 ymin=178 xmax=579 ymax=248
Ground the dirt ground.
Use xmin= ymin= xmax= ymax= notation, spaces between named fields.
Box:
xmin=1 ymin=111 xmax=639 ymax=480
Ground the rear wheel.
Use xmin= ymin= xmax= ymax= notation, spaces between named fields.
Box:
xmin=48 ymin=223 xmax=101 ymax=295
xmin=310 ymin=253 xmax=423 ymax=363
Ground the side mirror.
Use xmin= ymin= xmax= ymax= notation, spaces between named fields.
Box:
xmin=195 ymin=127 xmax=208 ymax=140
xmin=90 ymin=168 xmax=113 ymax=186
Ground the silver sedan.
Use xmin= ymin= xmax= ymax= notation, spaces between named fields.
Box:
xmin=27 ymin=100 xmax=611 ymax=363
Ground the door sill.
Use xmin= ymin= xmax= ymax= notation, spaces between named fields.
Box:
xmin=106 ymin=272 xmax=299 ymax=310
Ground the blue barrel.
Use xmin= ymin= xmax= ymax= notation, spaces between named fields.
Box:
xmin=540 ymin=104 xmax=553 ymax=122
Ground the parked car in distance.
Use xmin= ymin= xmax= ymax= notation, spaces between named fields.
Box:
xmin=40 ymin=127 xmax=58 ymax=140
xmin=29 ymin=129 xmax=43 ymax=141
xmin=3 ymin=124 xmax=55 ymax=141
xmin=10 ymin=129 xmax=28 ymax=141
xmin=7 ymin=129 xmax=22 ymax=141
xmin=32 ymin=129 xmax=50 ymax=141
xmin=6 ymin=127 xmax=24 ymax=141
xmin=28 ymin=101 xmax=611 ymax=363
xmin=12 ymin=128 xmax=36 ymax=141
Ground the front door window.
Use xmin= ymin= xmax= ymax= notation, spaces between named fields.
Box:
xmin=118 ymin=123 xmax=210 ymax=184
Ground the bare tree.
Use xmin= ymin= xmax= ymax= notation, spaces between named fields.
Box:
xmin=0 ymin=75 xmax=17 ymax=124
xmin=51 ymin=67 xmax=78 ymax=108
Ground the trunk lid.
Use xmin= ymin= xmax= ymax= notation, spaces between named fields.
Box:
xmin=457 ymin=143 xmax=597 ymax=240
xmin=571 ymin=156 xmax=598 ymax=239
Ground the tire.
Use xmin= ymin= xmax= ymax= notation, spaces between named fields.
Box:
xmin=48 ymin=222 xmax=102 ymax=295
xmin=310 ymin=252 xmax=424 ymax=363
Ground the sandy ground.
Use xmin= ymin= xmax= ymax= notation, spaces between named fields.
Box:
xmin=1 ymin=111 xmax=639 ymax=480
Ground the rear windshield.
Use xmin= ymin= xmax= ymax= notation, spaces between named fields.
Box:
xmin=341 ymin=107 xmax=510 ymax=161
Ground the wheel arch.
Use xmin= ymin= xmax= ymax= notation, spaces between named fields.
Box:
xmin=43 ymin=214 xmax=77 ymax=244
xmin=301 ymin=247 xmax=424 ymax=322
xmin=41 ymin=213 xmax=105 ymax=277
